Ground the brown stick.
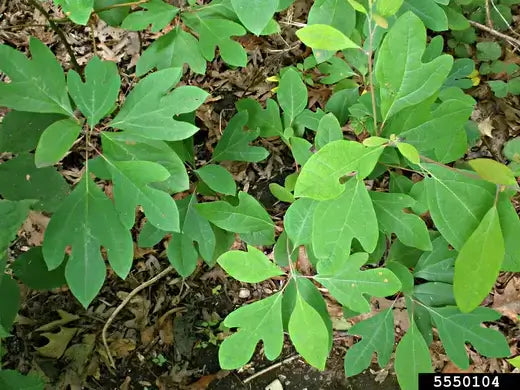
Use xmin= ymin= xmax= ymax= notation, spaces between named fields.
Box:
xmin=469 ymin=20 xmax=520 ymax=48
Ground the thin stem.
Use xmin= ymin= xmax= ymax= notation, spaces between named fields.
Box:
xmin=26 ymin=0 xmax=82 ymax=77
xmin=468 ymin=20 xmax=520 ymax=48
xmin=94 ymin=0 xmax=147 ymax=13
xmin=367 ymin=0 xmax=378 ymax=135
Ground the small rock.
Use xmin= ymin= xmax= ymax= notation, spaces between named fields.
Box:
xmin=265 ymin=378 xmax=284 ymax=390
xmin=238 ymin=288 xmax=251 ymax=299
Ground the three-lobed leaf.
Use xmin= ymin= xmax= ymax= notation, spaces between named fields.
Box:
xmin=121 ymin=0 xmax=178 ymax=32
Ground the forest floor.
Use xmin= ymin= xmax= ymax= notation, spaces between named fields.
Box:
xmin=1 ymin=1 xmax=520 ymax=389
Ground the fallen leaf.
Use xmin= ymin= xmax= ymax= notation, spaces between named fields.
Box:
xmin=478 ymin=117 xmax=494 ymax=138
xmin=109 ymin=338 xmax=136 ymax=358
xmin=36 ymin=326 xmax=77 ymax=358
xmin=36 ymin=310 xmax=80 ymax=331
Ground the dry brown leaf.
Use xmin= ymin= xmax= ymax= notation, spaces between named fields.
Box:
xmin=109 ymin=338 xmax=136 ymax=358
xmin=478 ymin=117 xmax=495 ymax=138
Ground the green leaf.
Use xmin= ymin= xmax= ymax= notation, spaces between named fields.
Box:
xmin=54 ymin=0 xmax=93 ymax=25
xmin=236 ymin=98 xmax=283 ymax=138
xmin=313 ymin=179 xmax=379 ymax=260
xmin=345 ymin=308 xmax=394 ymax=376
xmin=167 ymin=232 xmax=198 ymax=277
xmin=219 ymin=293 xmax=284 ymax=369
xmin=288 ymin=290 xmax=330 ymax=370
xmin=43 ymin=176 xmax=133 ymax=307
xmin=105 ymin=159 xmax=179 ymax=231
xmin=377 ymin=0 xmax=404 ymax=16
xmin=95 ymin=0 xmax=130 ymax=26
xmin=212 ymin=111 xmax=269 ymax=162
xmin=121 ymin=0 xmax=178 ymax=32
xmin=290 ymin=136 xmax=313 ymax=166
xmin=396 ymin=142 xmax=420 ymax=164
xmin=35 ymin=119 xmax=81 ymax=167
xmin=196 ymin=191 xmax=275 ymax=245
xmin=468 ymin=158 xmax=517 ymax=186
xmin=195 ymin=165 xmax=236 ymax=195
xmin=295 ymin=140 xmax=384 ymax=200
xmin=0 ymin=370 xmax=45 ymax=390
xmin=110 ymin=68 xmax=207 ymax=141
xmin=269 ymin=183 xmax=295 ymax=203
xmin=0 ymin=153 xmax=70 ymax=212
xmin=394 ymin=322 xmax=432 ymax=390
xmin=318 ymin=57 xmax=356 ymax=84
xmin=370 ymin=192 xmax=431 ymax=251
xmin=497 ymin=193 xmax=520 ymax=271
xmin=315 ymin=113 xmax=343 ymax=150
xmin=0 ymin=38 xmax=73 ymax=116
xmin=100 ymin=132 xmax=188 ymax=193
xmin=231 ymin=0 xmax=277 ymax=35
xmin=277 ymin=68 xmax=308 ymax=126
xmin=0 ymin=200 xmax=33 ymax=262
xmin=400 ymin=0 xmax=448 ymax=31
xmin=504 ymin=138 xmax=520 ymax=162
xmin=12 ymin=247 xmax=66 ymax=290
xmin=137 ymin=220 xmax=165 ymax=248
xmin=489 ymin=80 xmax=508 ymax=98
xmin=315 ymin=253 xmax=401 ymax=313
xmin=424 ymin=164 xmax=496 ymax=251
xmin=67 ymin=56 xmax=121 ymax=127
xmin=508 ymin=356 xmax=520 ymax=369
xmin=414 ymin=236 xmax=455 ymax=283
xmin=0 ymin=275 xmax=20 ymax=332
xmin=136 ymin=27 xmax=207 ymax=76
xmin=0 ymin=111 xmax=65 ymax=153
xmin=308 ymin=0 xmax=357 ymax=62
xmin=296 ymin=24 xmax=359 ymax=51
xmin=413 ymin=282 xmax=455 ymax=307
xmin=375 ymin=12 xmax=453 ymax=120
xmin=428 ymin=306 xmax=510 ymax=369
xmin=454 ymin=206 xmax=504 ymax=313
xmin=476 ymin=41 xmax=502 ymax=61
xmin=284 ymin=198 xmax=318 ymax=247
xmin=182 ymin=194 xmax=216 ymax=263
xmin=399 ymin=96 xmax=474 ymax=163
xmin=183 ymin=14 xmax=247 ymax=67
xmin=217 ymin=246 xmax=284 ymax=283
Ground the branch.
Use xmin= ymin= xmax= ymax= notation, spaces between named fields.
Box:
xmin=26 ymin=0 xmax=82 ymax=76
xmin=469 ymin=20 xmax=520 ymax=48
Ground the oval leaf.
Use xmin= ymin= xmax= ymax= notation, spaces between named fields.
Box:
xmin=35 ymin=119 xmax=81 ymax=167
xmin=468 ymin=158 xmax=517 ymax=186
xmin=296 ymin=24 xmax=360 ymax=51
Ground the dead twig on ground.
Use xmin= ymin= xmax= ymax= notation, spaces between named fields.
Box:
xmin=243 ymin=355 xmax=300 ymax=384
xmin=102 ymin=265 xmax=175 ymax=368
xmin=468 ymin=20 xmax=520 ymax=49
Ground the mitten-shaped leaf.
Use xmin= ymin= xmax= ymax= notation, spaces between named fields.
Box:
xmin=454 ymin=205 xmax=504 ymax=312
xmin=315 ymin=253 xmax=401 ymax=313
xmin=43 ymin=176 xmax=133 ymax=307
xmin=236 ymin=98 xmax=283 ymax=138
xmin=212 ymin=112 xmax=269 ymax=162
xmin=294 ymin=140 xmax=384 ymax=200
xmin=105 ymin=160 xmax=180 ymax=231
xmin=424 ymin=163 xmax=495 ymax=251
xmin=370 ymin=192 xmax=431 ymax=251
xmin=217 ymin=246 xmax=284 ymax=283
xmin=67 ymin=56 xmax=121 ymax=127
xmin=136 ymin=27 xmax=207 ymax=76
xmin=313 ymin=178 xmax=379 ymax=261
xmin=344 ymin=308 xmax=394 ymax=376
xmin=0 ymin=38 xmax=73 ymax=116
xmin=375 ymin=12 xmax=453 ymax=120
xmin=110 ymin=68 xmax=208 ymax=140
xmin=219 ymin=293 xmax=284 ymax=369
xmin=195 ymin=191 xmax=275 ymax=245
xmin=121 ymin=0 xmax=178 ymax=32
xmin=429 ymin=306 xmax=510 ymax=369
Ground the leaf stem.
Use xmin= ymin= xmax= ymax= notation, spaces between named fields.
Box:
xmin=26 ymin=0 xmax=82 ymax=77
xmin=94 ymin=0 xmax=147 ymax=13
xmin=366 ymin=0 xmax=379 ymax=135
